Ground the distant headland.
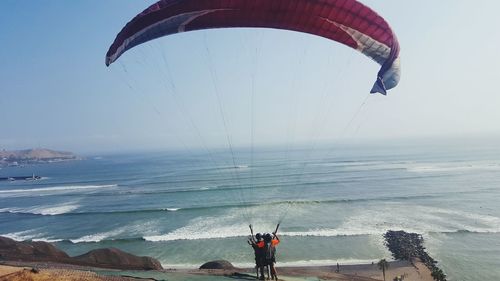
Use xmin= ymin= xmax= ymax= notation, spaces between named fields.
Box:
xmin=0 ymin=148 xmax=80 ymax=167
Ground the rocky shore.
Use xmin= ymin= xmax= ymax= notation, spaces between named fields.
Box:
xmin=384 ymin=230 xmax=447 ymax=281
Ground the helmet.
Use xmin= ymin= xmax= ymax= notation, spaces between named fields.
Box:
xmin=255 ymin=233 xmax=262 ymax=240
xmin=264 ymin=233 xmax=272 ymax=242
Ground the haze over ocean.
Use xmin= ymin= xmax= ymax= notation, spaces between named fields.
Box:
xmin=1 ymin=142 xmax=499 ymax=281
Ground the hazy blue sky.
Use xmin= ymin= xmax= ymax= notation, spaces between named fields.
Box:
xmin=1 ymin=1 xmax=499 ymax=153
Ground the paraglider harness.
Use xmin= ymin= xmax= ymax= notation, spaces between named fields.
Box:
xmin=248 ymin=227 xmax=264 ymax=267
xmin=263 ymin=233 xmax=276 ymax=265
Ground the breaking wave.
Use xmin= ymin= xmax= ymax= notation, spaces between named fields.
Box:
xmin=407 ymin=162 xmax=500 ymax=173
xmin=0 ymin=202 xmax=80 ymax=216
xmin=0 ymin=184 xmax=118 ymax=197
xmin=0 ymin=193 xmax=451 ymax=218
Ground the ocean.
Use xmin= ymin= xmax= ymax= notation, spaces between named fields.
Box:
xmin=1 ymin=142 xmax=499 ymax=281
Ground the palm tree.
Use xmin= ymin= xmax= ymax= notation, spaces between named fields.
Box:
xmin=377 ymin=259 xmax=389 ymax=281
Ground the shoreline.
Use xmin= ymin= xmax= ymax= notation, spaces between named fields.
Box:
xmin=0 ymin=230 xmax=438 ymax=280
xmin=159 ymin=258 xmax=384 ymax=270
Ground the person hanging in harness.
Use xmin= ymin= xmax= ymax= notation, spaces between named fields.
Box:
xmin=248 ymin=225 xmax=265 ymax=280
xmin=263 ymin=233 xmax=280 ymax=280
xmin=262 ymin=225 xmax=280 ymax=281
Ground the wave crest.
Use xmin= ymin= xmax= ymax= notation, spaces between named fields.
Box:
xmin=0 ymin=202 xmax=80 ymax=216
xmin=0 ymin=184 xmax=118 ymax=197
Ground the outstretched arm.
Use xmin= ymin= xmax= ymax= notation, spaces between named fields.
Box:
xmin=249 ymin=225 xmax=256 ymax=243
xmin=272 ymin=223 xmax=280 ymax=237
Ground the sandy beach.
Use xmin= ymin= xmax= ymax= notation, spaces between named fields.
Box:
xmin=1 ymin=259 xmax=433 ymax=281
xmin=276 ymin=260 xmax=433 ymax=281
xmin=0 ymin=265 xmax=140 ymax=281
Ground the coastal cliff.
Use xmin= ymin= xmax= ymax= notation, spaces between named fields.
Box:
xmin=0 ymin=148 xmax=79 ymax=167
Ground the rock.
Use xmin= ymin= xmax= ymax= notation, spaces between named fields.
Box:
xmin=0 ymin=236 xmax=69 ymax=261
xmin=73 ymin=248 xmax=163 ymax=270
xmin=199 ymin=260 xmax=234 ymax=270
xmin=31 ymin=241 xmax=70 ymax=259
xmin=0 ymin=236 xmax=33 ymax=256
xmin=384 ymin=230 xmax=447 ymax=281
xmin=0 ymin=236 xmax=162 ymax=270
xmin=0 ymin=236 xmax=17 ymax=247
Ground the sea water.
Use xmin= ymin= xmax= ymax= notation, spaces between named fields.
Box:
xmin=1 ymin=142 xmax=499 ymax=281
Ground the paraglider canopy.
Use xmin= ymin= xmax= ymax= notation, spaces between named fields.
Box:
xmin=106 ymin=0 xmax=401 ymax=94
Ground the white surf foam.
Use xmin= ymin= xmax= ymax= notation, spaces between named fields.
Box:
xmin=281 ymin=229 xmax=380 ymax=237
xmin=144 ymin=228 xmax=384 ymax=242
xmin=144 ymin=211 xmax=268 ymax=242
xmin=31 ymin=238 xmax=64 ymax=243
xmin=144 ymin=201 xmax=500 ymax=242
xmin=0 ymin=184 xmax=117 ymax=197
xmin=144 ymin=204 xmax=383 ymax=242
xmin=144 ymin=224 xmax=249 ymax=242
xmin=0 ymin=229 xmax=62 ymax=242
xmin=29 ymin=203 xmax=80 ymax=216
xmin=71 ymin=227 xmax=127 ymax=243
xmin=70 ymin=221 xmax=160 ymax=243
xmin=1 ymin=230 xmax=39 ymax=241
xmin=328 ymin=203 xmax=500 ymax=237
xmin=344 ymin=162 xmax=408 ymax=171
xmin=422 ymin=207 xmax=500 ymax=233
xmin=0 ymin=202 xmax=80 ymax=216
xmin=407 ymin=162 xmax=500 ymax=173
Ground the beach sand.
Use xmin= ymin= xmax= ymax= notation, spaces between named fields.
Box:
xmin=1 ymin=260 xmax=433 ymax=281
xmin=276 ymin=260 xmax=433 ymax=281
xmin=187 ymin=260 xmax=433 ymax=281
xmin=0 ymin=265 xmax=144 ymax=281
